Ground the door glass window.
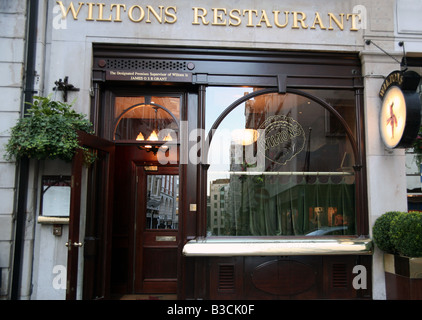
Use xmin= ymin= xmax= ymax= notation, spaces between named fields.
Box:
xmin=146 ymin=174 xmax=179 ymax=229
xmin=206 ymin=87 xmax=357 ymax=237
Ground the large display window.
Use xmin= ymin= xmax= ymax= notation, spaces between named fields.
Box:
xmin=205 ymin=87 xmax=357 ymax=236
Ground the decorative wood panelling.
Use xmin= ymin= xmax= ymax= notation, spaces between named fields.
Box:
xmin=209 ymin=257 xmax=243 ymax=299
xmin=332 ymin=263 xmax=348 ymax=288
xmin=206 ymin=255 xmax=372 ymax=300
xmin=251 ymin=259 xmax=316 ymax=296
xmin=218 ymin=264 xmax=235 ymax=292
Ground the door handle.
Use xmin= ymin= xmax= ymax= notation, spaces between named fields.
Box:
xmin=65 ymin=241 xmax=83 ymax=247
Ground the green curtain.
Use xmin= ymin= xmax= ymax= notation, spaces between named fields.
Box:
xmin=233 ymin=175 xmax=355 ymax=236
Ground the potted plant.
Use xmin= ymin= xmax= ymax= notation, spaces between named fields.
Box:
xmin=373 ymin=211 xmax=422 ymax=299
xmin=4 ymin=95 xmax=95 ymax=164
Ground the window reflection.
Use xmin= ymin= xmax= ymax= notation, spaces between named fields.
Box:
xmin=206 ymin=87 xmax=356 ymax=237
xmin=146 ymin=174 xmax=179 ymax=229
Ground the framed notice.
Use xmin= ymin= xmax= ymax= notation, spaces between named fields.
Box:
xmin=40 ymin=176 xmax=71 ymax=217
xmin=106 ymin=70 xmax=192 ymax=83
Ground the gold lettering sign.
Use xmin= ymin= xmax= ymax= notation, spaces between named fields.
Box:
xmin=379 ymin=71 xmax=404 ymax=99
xmin=56 ymin=1 xmax=177 ymax=23
xmin=56 ymin=1 xmax=361 ymax=32
xmin=106 ymin=70 xmax=192 ymax=83
xmin=191 ymin=7 xmax=360 ymax=30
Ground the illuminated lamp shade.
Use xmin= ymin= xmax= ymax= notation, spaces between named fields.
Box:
xmin=137 ymin=130 xmax=175 ymax=155
xmin=231 ymin=129 xmax=259 ymax=145
xmin=136 ymin=132 xmax=145 ymax=141
xmin=147 ymin=130 xmax=159 ymax=141
xmin=161 ymin=133 xmax=173 ymax=150
xmin=163 ymin=133 xmax=173 ymax=141
xmin=380 ymin=86 xmax=421 ymax=149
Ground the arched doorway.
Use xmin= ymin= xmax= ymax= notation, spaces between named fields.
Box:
xmin=110 ymin=92 xmax=182 ymax=296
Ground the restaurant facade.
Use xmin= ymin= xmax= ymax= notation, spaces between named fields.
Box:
xmin=1 ymin=0 xmax=422 ymax=300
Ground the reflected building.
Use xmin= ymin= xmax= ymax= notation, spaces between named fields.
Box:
xmin=146 ymin=175 xmax=179 ymax=229
xmin=209 ymin=179 xmax=230 ymax=235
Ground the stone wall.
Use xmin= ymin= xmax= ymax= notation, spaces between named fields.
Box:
xmin=0 ymin=0 xmax=27 ymax=299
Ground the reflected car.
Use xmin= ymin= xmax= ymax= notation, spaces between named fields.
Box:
xmin=305 ymin=226 xmax=348 ymax=236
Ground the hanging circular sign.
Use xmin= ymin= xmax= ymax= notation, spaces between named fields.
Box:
xmin=380 ymin=85 xmax=407 ymax=148
xmin=379 ymin=71 xmax=421 ymax=149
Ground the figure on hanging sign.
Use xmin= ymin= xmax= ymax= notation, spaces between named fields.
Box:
xmin=386 ymin=101 xmax=398 ymax=139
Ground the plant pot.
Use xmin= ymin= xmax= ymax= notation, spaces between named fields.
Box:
xmin=384 ymin=253 xmax=422 ymax=300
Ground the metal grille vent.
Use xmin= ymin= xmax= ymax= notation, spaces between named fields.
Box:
xmin=332 ymin=264 xmax=348 ymax=288
xmin=105 ymin=59 xmax=187 ymax=71
xmin=218 ymin=264 xmax=235 ymax=291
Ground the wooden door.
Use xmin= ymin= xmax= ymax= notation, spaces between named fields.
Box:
xmin=82 ymin=147 xmax=115 ymax=300
xmin=66 ymin=132 xmax=115 ymax=300
xmin=134 ymin=165 xmax=179 ymax=293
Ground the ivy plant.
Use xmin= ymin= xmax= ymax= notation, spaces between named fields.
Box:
xmin=4 ymin=96 xmax=94 ymax=163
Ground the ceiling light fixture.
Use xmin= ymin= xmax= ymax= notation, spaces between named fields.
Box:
xmin=137 ymin=106 xmax=172 ymax=155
